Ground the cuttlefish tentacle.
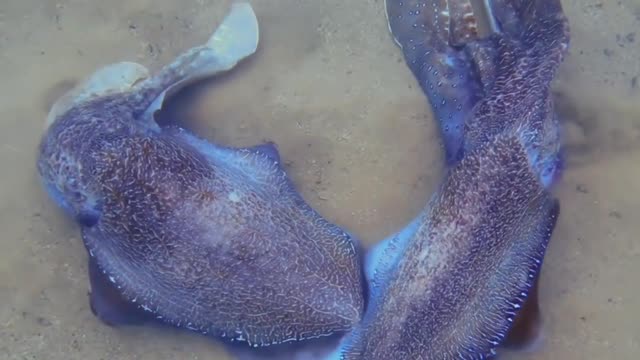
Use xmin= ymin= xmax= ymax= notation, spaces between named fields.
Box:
xmin=331 ymin=0 xmax=569 ymax=358
xmin=37 ymin=2 xmax=365 ymax=348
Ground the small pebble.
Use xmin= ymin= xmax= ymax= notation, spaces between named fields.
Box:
xmin=576 ymin=184 xmax=589 ymax=193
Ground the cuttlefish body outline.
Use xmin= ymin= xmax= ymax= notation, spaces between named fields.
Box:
xmin=37 ymin=3 xmax=365 ymax=349
xmin=329 ymin=0 xmax=570 ymax=358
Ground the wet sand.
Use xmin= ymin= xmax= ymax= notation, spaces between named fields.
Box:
xmin=1 ymin=0 xmax=638 ymax=359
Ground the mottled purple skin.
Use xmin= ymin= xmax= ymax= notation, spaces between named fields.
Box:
xmin=37 ymin=64 xmax=364 ymax=348
xmin=387 ymin=0 xmax=569 ymax=186
xmin=342 ymin=133 xmax=559 ymax=359
xmin=335 ymin=0 xmax=569 ymax=358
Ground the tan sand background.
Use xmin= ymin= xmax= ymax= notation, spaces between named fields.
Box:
xmin=0 ymin=0 xmax=638 ymax=359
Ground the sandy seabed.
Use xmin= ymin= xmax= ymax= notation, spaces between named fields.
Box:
xmin=1 ymin=0 xmax=639 ymax=359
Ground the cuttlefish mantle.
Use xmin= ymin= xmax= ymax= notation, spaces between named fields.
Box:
xmin=37 ymin=2 xmax=364 ymax=348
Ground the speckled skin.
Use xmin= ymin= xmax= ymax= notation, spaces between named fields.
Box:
xmin=333 ymin=0 xmax=569 ymax=358
xmin=386 ymin=0 xmax=569 ymax=184
xmin=341 ymin=133 xmax=559 ymax=360
xmin=36 ymin=5 xmax=364 ymax=348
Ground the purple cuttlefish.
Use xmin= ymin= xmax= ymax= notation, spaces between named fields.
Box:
xmin=37 ymin=2 xmax=365 ymax=349
xmin=329 ymin=0 xmax=570 ymax=358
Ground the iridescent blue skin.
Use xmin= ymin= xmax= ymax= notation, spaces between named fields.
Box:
xmin=329 ymin=0 xmax=570 ymax=359
xmin=36 ymin=3 xmax=364 ymax=349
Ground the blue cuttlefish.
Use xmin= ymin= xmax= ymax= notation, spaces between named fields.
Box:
xmin=37 ymin=3 xmax=365 ymax=349
xmin=327 ymin=0 xmax=570 ymax=359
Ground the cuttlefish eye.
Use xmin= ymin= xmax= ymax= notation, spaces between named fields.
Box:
xmin=77 ymin=211 xmax=100 ymax=227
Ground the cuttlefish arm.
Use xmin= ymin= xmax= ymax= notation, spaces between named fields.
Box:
xmin=45 ymin=2 xmax=258 ymax=132
xmin=132 ymin=1 xmax=260 ymax=121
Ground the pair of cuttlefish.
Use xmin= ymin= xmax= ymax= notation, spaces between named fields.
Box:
xmin=37 ymin=0 xmax=570 ymax=359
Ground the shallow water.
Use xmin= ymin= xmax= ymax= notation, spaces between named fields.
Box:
xmin=1 ymin=0 xmax=639 ymax=359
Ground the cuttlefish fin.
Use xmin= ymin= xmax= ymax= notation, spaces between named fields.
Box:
xmin=225 ymin=334 xmax=342 ymax=360
xmin=133 ymin=2 xmax=260 ymax=121
xmin=501 ymin=275 xmax=544 ymax=351
xmin=87 ymin=254 xmax=156 ymax=327
xmin=494 ymin=195 xmax=559 ymax=354
xmin=385 ymin=0 xmax=490 ymax=164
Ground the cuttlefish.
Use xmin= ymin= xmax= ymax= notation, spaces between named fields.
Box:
xmin=328 ymin=0 xmax=569 ymax=358
xmin=37 ymin=3 xmax=364 ymax=348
